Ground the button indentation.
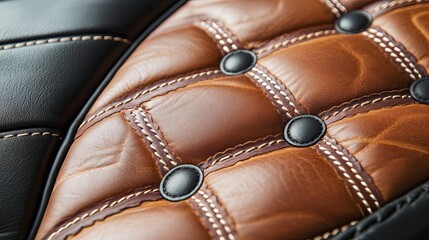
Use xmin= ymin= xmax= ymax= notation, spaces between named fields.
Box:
xmin=160 ymin=164 xmax=203 ymax=202
xmin=411 ymin=77 xmax=429 ymax=104
xmin=220 ymin=50 xmax=257 ymax=75
xmin=336 ymin=10 xmax=373 ymax=34
xmin=284 ymin=115 xmax=326 ymax=147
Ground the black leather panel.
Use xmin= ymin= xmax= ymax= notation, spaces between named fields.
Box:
xmin=0 ymin=0 xmax=177 ymax=44
xmin=0 ymin=40 xmax=126 ymax=132
xmin=0 ymin=129 xmax=61 ymax=240
xmin=333 ymin=180 xmax=429 ymax=240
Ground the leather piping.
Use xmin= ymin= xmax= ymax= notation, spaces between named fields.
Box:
xmin=43 ymin=186 xmax=160 ymax=240
xmin=316 ymin=136 xmax=385 ymax=215
xmin=319 ymin=89 xmax=416 ymax=125
xmin=365 ymin=0 xmax=429 ymax=17
xmin=189 ymin=184 xmax=238 ymax=240
xmin=362 ymin=27 xmax=427 ymax=80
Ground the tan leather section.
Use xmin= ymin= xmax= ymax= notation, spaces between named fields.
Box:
xmin=259 ymin=34 xmax=411 ymax=114
xmin=205 ymin=147 xmax=361 ymax=240
xmin=328 ymin=104 xmax=429 ymax=201
xmin=155 ymin=0 xmax=334 ymax=45
xmin=373 ymin=3 xmax=429 ymax=72
xmin=88 ymin=26 xmax=223 ymax=116
xmin=37 ymin=114 xmax=161 ymax=239
xmin=143 ymin=75 xmax=283 ymax=165
xmin=69 ymin=201 xmax=210 ymax=240
xmin=340 ymin=0 xmax=376 ymax=10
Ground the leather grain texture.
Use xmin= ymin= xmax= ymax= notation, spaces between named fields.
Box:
xmin=37 ymin=0 xmax=429 ymax=239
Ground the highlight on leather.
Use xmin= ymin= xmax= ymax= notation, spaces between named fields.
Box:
xmin=37 ymin=0 xmax=429 ymax=239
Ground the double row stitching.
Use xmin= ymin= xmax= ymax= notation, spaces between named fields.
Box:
xmin=199 ymin=19 xmax=240 ymax=54
xmin=47 ymin=187 xmax=159 ymax=240
xmin=247 ymin=66 xmax=300 ymax=119
xmin=310 ymin=220 xmax=358 ymax=240
xmin=363 ymin=28 xmax=423 ymax=80
xmin=0 ymin=132 xmax=61 ymax=139
xmin=209 ymin=138 xmax=285 ymax=168
xmin=322 ymin=93 xmax=412 ymax=122
xmin=322 ymin=0 xmax=346 ymax=17
xmin=78 ymin=69 xmax=220 ymax=130
xmin=131 ymin=108 xmax=178 ymax=172
xmin=256 ymin=29 xmax=336 ymax=55
xmin=372 ymin=0 xmax=428 ymax=14
xmin=318 ymin=138 xmax=380 ymax=214
xmin=0 ymin=35 xmax=130 ymax=51
xmin=191 ymin=187 xmax=237 ymax=240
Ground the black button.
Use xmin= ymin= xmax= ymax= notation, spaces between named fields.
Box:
xmin=220 ymin=50 xmax=257 ymax=75
xmin=336 ymin=10 xmax=373 ymax=34
xmin=284 ymin=115 xmax=326 ymax=147
xmin=411 ymin=77 xmax=429 ymax=104
xmin=160 ymin=164 xmax=203 ymax=202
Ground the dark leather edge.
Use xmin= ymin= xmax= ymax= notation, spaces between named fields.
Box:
xmin=332 ymin=178 xmax=429 ymax=240
xmin=27 ymin=1 xmax=189 ymax=238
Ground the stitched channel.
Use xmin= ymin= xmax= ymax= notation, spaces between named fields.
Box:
xmin=46 ymin=187 xmax=159 ymax=240
xmin=317 ymin=137 xmax=382 ymax=214
xmin=371 ymin=0 xmax=429 ymax=14
xmin=310 ymin=220 xmax=358 ymax=240
xmin=198 ymin=19 xmax=241 ymax=54
xmin=255 ymin=28 xmax=337 ymax=56
xmin=363 ymin=28 xmax=424 ymax=80
xmin=0 ymin=132 xmax=61 ymax=139
xmin=190 ymin=186 xmax=237 ymax=240
xmin=321 ymin=0 xmax=345 ymax=17
xmin=0 ymin=35 xmax=130 ymax=51
xmin=130 ymin=108 xmax=179 ymax=173
xmin=247 ymin=66 xmax=301 ymax=120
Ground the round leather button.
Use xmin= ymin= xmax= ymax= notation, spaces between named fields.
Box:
xmin=160 ymin=164 xmax=203 ymax=202
xmin=411 ymin=77 xmax=429 ymax=104
xmin=220 ymin=50 xmax=257 ymax=75
xmin=284 ymin=115 xmax=326 ymax=147
xmin=335 ymin=10 xmax=373 ymax=34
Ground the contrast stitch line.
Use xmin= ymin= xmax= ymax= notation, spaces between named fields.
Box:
xmin=209 ymin=138 xmax=285 ymax=168
xmin=373 ymin=0 xmax=428 ymax=13
xmin=199 ymin=19 xmax=239 ymax=54
xmin=318 ymin=138 xmax=380 ymax=214
xmin=331 ymin=0 xmax=347 ymax=13
xmin=131 ymin=108 xmax=178 ymax=172
xmin=78 ymin=69 xmax=220 ymax=130
xmin=248 ymin=66 xmax=300 ymax=119
xmin=256 ymin=29 xmax=337 ymax=55
xmin=322 ymin=0 xmax=343 ymax=17
xmin=0 ymin=35 xmax=130 ymax=51
xmin=363 ymin=28 xmax=423 ymax=80
xmin=47 ymin=188 xmax=159 ymax=240
xmin=191 ymin=189 xmax=237 ymax=240
xmin=0 ymin=132 xmax=61 ymax=139
xmin=310 ymin=220 xmax=358 ymax=240
xmin=322 ymin=93 xmax=412 ymax=122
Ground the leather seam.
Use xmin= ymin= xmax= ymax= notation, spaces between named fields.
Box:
xmin=0 ymin=132 xmax=61 ymax=139
xmin=197 ymin=18 xmax=242 ymax=54
xmin=363 ymin=27 xmax=425 ymax=80
xmin=321 ymin=0 xmax=347 ymax=17
xmin=310 ymin=220 xmax=358 ymax=240
xmin=0 ymin=35 xmax=130 ymax=51
xmin=369 ymin=0 xmax=429 ymax=16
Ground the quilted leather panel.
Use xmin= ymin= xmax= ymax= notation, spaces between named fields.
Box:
xmin=37 ymin=0 xmax=429 ymax=239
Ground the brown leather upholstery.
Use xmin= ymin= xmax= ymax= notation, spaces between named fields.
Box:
xmin=37 ymin=0 xmax=429 ymax=239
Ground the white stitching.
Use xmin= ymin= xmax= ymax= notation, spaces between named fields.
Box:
xmin=363 ymin=28 xmax=422 ymax=80
xmin=373 ymin=0 xmax=426 ymax=13
xmin=47 ymin=188 xmax=159 ymax=240
xmin=322 ymin=94 xmax=412 ymax=121
xmin=248 ymin=67 xmax=300 ymax=118
xmin=0 ymin=35 xmax=130 ymax=51
xmin=322 ymin=0 xmax=342 ymax=17
xmin=0 ymin=132 xmax=61 ymax=139
xmin=191 ymin=189 xmax=236 ymax=240
xmin=310 ymin=220 xmax=358 ymax=240
xmin=318 ymin=139 xmax=380 ymax=214
xmin=199 ymin=20 xmax=239 ymax=54
xmin=78 ymin=70 xmax=220 ymax=130
xmin=331 ymin=0 xmax=347 ymax=13
xmin=209 ymin=138 xmax=284 ymax=168
xmin=256 ymin=29 xmax=337 ymax=55
xmin=131 ymin=108 xmax=178 ymax=172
